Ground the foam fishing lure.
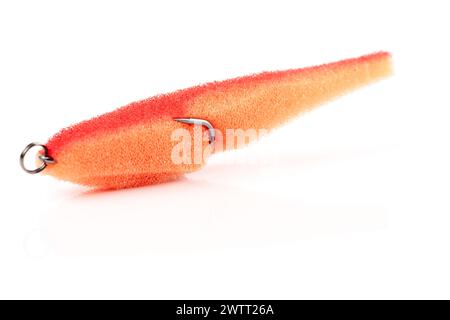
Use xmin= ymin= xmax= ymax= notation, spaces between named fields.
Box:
xmin=20 ymin=52 xmax=392 ymax=190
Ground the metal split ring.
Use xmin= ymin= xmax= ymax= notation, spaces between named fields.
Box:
xmin=20 ymin=142 xmax=55 ymax=174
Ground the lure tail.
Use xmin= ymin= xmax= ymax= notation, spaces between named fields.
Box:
xmin=21 ymin=52 xmax=392 ymax=190
xmin=192 ymin=51 xmax=392 ymax=149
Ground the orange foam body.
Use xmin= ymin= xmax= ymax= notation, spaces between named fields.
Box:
xmin=44 ymin=52 xmax=392 ymax=189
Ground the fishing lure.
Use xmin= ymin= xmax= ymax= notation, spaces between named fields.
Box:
xmin=20 ymin=52 xmax=392 ymax=190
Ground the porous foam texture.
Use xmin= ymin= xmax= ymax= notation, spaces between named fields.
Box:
xmin=44 ymin=52 xmax=392 ymax=189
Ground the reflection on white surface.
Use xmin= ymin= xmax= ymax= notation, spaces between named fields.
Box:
xmin=40 ymin=157 xmax=387 ymax=256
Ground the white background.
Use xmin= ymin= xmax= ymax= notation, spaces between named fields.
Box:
xmin=0 ymin=0 xmax=449 ymax=299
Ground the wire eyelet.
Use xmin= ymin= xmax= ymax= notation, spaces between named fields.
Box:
xmin=20 ymin=142 xmax=55 ymax=174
